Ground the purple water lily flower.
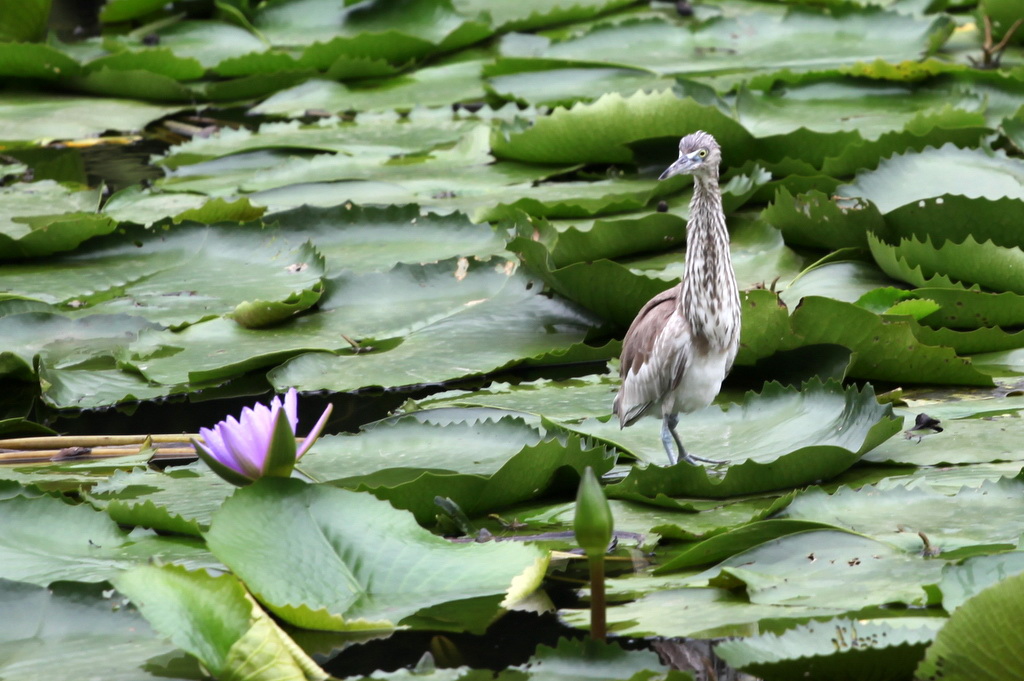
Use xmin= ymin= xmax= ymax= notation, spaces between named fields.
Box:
xmin=193 ymin=388 xmax=332 ymax=486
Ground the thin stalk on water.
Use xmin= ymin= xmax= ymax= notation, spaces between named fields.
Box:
xmin=588 ymin=553 xmax=607 ymax=641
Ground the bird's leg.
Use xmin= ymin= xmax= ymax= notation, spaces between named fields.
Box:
xmin=664 ymin=414 xmax=725 ymax=466
xmin=659 ymin=418 xmax=679 ymax=465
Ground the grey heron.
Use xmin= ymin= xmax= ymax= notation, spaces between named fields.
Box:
xmin=613 ymin=131 xmax=740 ymax=466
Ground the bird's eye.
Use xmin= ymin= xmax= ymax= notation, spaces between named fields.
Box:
xmin=697 ymin=149 xmax=708 ymax=158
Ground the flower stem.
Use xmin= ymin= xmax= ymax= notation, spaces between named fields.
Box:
xmin=588 ymin=553 xmax=607 ymax=641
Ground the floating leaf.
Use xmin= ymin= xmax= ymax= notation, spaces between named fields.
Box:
xmin=491 ymin=89 xmax=752 ymax=165
xmin=716 ymin=617 xmax=942 ymax=681
xmin=0 ymin=579 xmax=193 ymax=681
xmin=840 ymin=144 xmax=1024 ymax=214
xmin=204 ymin=479 xmax=548 ymax=631
xmin=916 ymin=571 xmax=1024 ymax=681
xmin=87 ymin=465 xmax=236 ymax=536
xmin=114 ymin=565 xmax=327 ymax=681
xmin=541 ymin=9 xmax=952 ymax=82
xmin=593 ymin=379 xmax=899 ymax=499
xmin=781 ymin=479 xmax=1024 ymax=554
xmin=0 ymin=493 xmax=219 ymax=586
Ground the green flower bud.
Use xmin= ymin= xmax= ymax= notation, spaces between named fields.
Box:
xmin=574 ymin=466 xmax=613 ymax=557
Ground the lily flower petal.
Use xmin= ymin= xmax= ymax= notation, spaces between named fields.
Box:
xmin=194 ymin=389 xmax=331 ymax=486
xmin=296 ymin=402 xmax=334 ymax=459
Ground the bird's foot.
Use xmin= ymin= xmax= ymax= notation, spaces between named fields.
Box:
xmin=679 ymin=452 xmax=726 ymax=467
xmin=662 ymin=416 xmax=727 ymax=467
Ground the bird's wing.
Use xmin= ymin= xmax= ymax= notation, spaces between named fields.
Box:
xmin=614 ymin=286 xmax=684 ymax=427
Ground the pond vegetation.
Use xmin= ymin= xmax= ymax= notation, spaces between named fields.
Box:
xmin=1 ymin=0 xmax=1023 ymax=679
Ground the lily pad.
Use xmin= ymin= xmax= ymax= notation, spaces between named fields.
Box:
xmin=583 ymin=379 xmax=900 ymax=499
xmin=203 ymin=478 xmax=548 ymax=631
xmin=0 ymin=492 xmax=219 ymax=586
xmin=267 ymin=270 xmax=600 ymax=392
xmin=938 ymin=551 xmax=1024 ymax=612
xmin=563 ymin=586 xmax=845 ymax=639
xmin=541 ymin=9 xmax=952 ymax=81
xmin=839 ymin=144 xmax=1024 ymax=214
xmin=0 ymin=579 xmax=195 ymax=681
xmin=114 ymin=564 xmax=328 ymax=681
xmin=780 ymin=479 xmax=1024 ymax=554
xmin=916 ymin=571 xmax=1024 ymax=681
xmin=0 ymin=223 xmax=326 ymax=329
xmin=716 ymin=617 xmax=942 ymax=681
xmin=87 ymin=465 xmax=236 ymax=536
xmin=491 ymin=89 xmax=752 ymax=165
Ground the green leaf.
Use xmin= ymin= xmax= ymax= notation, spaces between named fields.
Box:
xmin=486 ymin=62 xmax=677 ymax=108
xmin=158 ymin=111 xmax=485 ymax=169
xmin=0 ymin=579 xmax=194 ymax=681
xmin=110 ymin=20 xmax=267 ymax=70
xmin=255 ymin=60 xmax=487 ymax=116
xmin=865 ymin=412 xmax=1024 ymax=466
xmin=788 ymin=296 xmax=993 ymax=386
xmin=698 ymin=530 xmax=944 ymax=609
xmin=228 ymin=285 xmax=324 ymax=329
xmin=84 ymin=49 xmax=206 ymax=81
xmin=870 ymin=231 xmax=1024 ymax=295
xmin=840 ymin=144 xmax=1024 ymax=214
xmin=102 ymin=188 xmax=265 ymax=227
xmin=455 ymin=0 xmax=636 ymax=31
xmin=939 ymin=551 xmax=1024 ymax=612
xmin=253 ymin=0 xmax=492 ymax=63
xmin=884 ymin=195 xmax=1024 ymax=251
xmin=99 ymin=0 xmax=168 ymax=22
xmin=70 ymin=67 xmax=197 ymax=101
xmin=419 ymin=374 xmax=623 ymax=422
xmin=0 ymin=181 xmax=111 ymax=258
xmin=764 ymin=187 xmax=883 ymax=250
xmin=114 ymin=564 xmax=327 ymax=681
xmin=0 ymin=0 xmax=52 ymax=41
xmin=87 ymin=465 xmax=236 ymax=536
xmin=781 ymin=479 xmax=1024 ymax=554
xmin=267 ymin=271 xmax=599 ymax=392
xmin=491 ymin=89 xmax=753 ymax=165
xmin=203 ymin=479 xmax=548 ymax=631
xmin=510 ymin=637 xmax=688 ymax=680
xmin=341 ymin=430 xmax=615 ymax=526
xmin=540 ymin=9 xmax=952 ymax=84
xmin=0 ymin=311 xmax=156 ymax=382
xmin=0 ymin=42 xmax=80 ymax=79
xmin=263 ymin=204 xmax=508 ymax=276
xmin=916 ymin=571 xmax=1024 ymax=681
xmin=656 ymin=519 xmax=831 ymax=573
xmin=583 ymin=379 xmax=899 ymax=498
xmin=916 ymin=287 xmax=1024 ymax=330
xmin=0 ymin=493 xmax=219 ymax=585
xmin=716 ymin=617 xmax=942 ymax=681
xmin=911 ymin=324 xmax=1024 ymax=355
xmin=2 ymin=223 xmax=326 ymax=329
xmin=564 ymin=586 xmax=845 ymax=639
xmin=0 ymin=92 xmax=175 ymax=143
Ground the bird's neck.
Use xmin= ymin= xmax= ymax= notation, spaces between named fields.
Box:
xmin=680 ymin=173 xmax=740 ymax=346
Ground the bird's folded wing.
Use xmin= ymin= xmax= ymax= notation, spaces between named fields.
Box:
xmin=614 ymin=286 xmax=686 ymax=426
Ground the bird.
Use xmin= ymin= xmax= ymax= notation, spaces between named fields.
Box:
xmin=613 ymin=131 xmax=740 ymax=466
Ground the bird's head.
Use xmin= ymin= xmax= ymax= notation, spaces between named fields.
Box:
xmin=658 ymin=130 xmax=721 ymax=181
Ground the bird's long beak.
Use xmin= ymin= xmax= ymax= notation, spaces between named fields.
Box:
xmin=658 ymin=151 xmax=701 ymax=180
